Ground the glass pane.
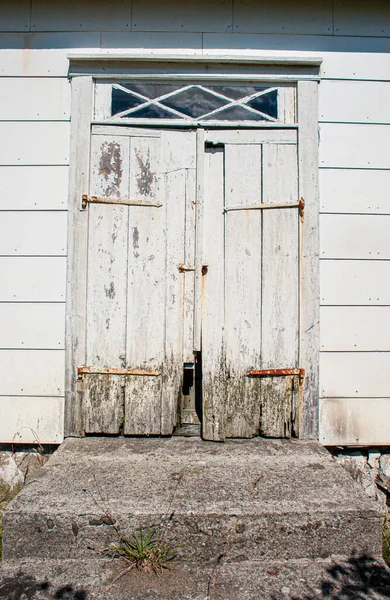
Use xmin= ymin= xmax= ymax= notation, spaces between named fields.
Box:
xmin=112 ymin=88 xmax=145 ymax=115
xmin=124 ymin=103 xmax=182 ymax=119
xmin=207 ymin=85 xmax=271 ymax=100
xmin=247 ymin=90 xmax=278 ymax=119
xmin=121 ymin=82 xmax=182 ymax=99
xmin=203 ymin=105 xmax=268 ymax=121
xmin=160 ymin=87 xmax=226 ymax=118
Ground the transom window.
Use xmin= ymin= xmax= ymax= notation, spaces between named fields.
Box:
xmin=111 ymin=83 xmax=278 ymax=122
xmin=94 ymin=80 xmax=296 ymax=124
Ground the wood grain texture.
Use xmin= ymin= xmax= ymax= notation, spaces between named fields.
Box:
xmin=83 ymin=374 xmax=124 ymax=434
xmin=65 ymin=76 xmax=93 ymax=437
xmin=297 ymin=80 xmax=320 ymax=439
xmin=223 ymin=143 xmax=262 ymax=438
xmin=261 ymin=142 xmax=299 ymax=437
xmin=202 ymin=144 xmax=226 ymax=441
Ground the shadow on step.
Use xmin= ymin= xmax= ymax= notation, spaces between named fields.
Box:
xmin=287 ymin=554 xmax=390 ymax=600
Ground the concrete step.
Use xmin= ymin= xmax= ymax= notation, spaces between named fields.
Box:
xmin=3 ymin=437 xmax=383 ymax=564
xmin=1 ymin=556 xmax=390 ymax=600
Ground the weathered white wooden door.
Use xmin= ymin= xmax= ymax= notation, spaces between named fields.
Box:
xmin=80 ymin=126 xmax=196 ymax=435
xmin=80 ymin=126 xmax=300 ymax=440
xmin=201 ymin=129 xmax=300 ymax=441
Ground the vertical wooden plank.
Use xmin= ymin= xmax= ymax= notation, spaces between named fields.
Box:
xmin=183 ymin=167 xmax=196 ymax=364
xmin=202 ymin=141 xmax=226 ymax=441
xmin=83 ymin=374 xmax=124 ymax=434
xmin=65 ymin=76 xmax=93 ymax=437
xmin=223 ymin=143 xmax=262 ymax=438
xmin=160 ymin=129 xmax=196 ymax=433
xmin=193 ymin=128 xmax=205 ymax=353
xmin=83 ymin=133 xmax=130 ymax=433
xmin=297 ymin=80 xmax=320 ymax=439
xmin=125 ymin=135 xmax=165 ymax=435
xmin=87 ymin=134 xmax=130 ymax=368
xmin=261 ymin=143 xmax=299 ymax=437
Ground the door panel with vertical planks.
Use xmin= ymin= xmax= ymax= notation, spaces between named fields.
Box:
xmin=201 ymin=130 xmax=300 ymax=441
xmin=81 ymin=127 xmax=197 ymax=435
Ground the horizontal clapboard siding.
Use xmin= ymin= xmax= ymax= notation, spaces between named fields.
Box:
xmin=0 ymin=350 xmax=65 ymax=396
xmin=0 ymin=304 xmax=65 ymax=349
xmin=0 ymin=122 xmax=70 ymax=165
xmin=320 ymin=307 xmax=390 ymax=352
xmin=0 ymin=212 xmax=67 ymax=256
xmin=0 ymin=78 xmax=71 ymax=121
xmin=0 ymin=397 xmax=64 ymax=444
xmin=319 ymin=169 xmax=390 ymax=214
xmin=0 ymin=166 xmax=69 ymax=210
xmin=0 ymin=257 xmax=66 ymax=301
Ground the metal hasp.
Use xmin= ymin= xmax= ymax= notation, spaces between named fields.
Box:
xmin=81 ymin=194 xmax=162 ymax=209
xmin=247 ymin=368 xmax=305 ymax=381
xmin=77 ymin=366 xmax=161 ymax=377
xmin=224 ymin=197 xmax=305 ymax=223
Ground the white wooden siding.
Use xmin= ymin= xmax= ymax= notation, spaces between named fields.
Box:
xmin=233 ymin=1 xmax=333 ymax=35
xmin=319 ymin=124 xmax=390 ymax=169
xmin=0 ymin=123 xmax=70 ymax=165
xmin=321 ymin=261 xmax=390 ymax=306
xmin=132 ymin=0 xmax=232 ymax=32
xmin=320 ymin=399 xmax=390 ymax=445
xmin=0 ymin=350 xmax=65 ymax=396
xmin=0 ymin=304 xmax=65 ymax=349
xmin=0 ymin=397 xmax=64 ymax=444
xmin=319 ymin=81 xmax=390 ymax=124
xmin=334 ymin=0 xmax=390 ymax=38
xmin=320 ymin=307 xmax=390 ymax=352
xmin=320 ymin=352 xmax=390 ymax=398
xmin=0 ymin=257 xmax=66 ymax=301
xmin=320 ymin=169 xmax=390 ymax=214
xmin=320 ymin=215 xmax=390 ymax=260
xmin=0 ymin=166 xmax=69 ymax=211
xmin=0 ymin=2 xmax=30 ymax=32
xmin=0 ymin=79 xmax=70 ymax=120
xmin=0 ymin=212 xmax=67 ymax=256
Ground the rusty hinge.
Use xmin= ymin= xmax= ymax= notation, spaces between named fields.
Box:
xmin=77 ymin=366 xmax=161 ymax=378
xmin=81 ymin=195 xmax=162 ymax=209
xmin=247 ymin=368 xmax=305 ymax=381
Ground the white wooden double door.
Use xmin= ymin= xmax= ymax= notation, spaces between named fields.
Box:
xmin=81 ymin=125 xmax=300 ymax=441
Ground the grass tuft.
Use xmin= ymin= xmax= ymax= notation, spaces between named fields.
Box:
xmin=107 ymin=527 xmax=178 ymax=574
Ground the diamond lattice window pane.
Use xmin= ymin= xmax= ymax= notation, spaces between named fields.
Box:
xmin=246 ymin=90 xmax=278 ymax=119
xmin=207 ymin=85 xmax=271 ymax=100
xmin=203 ymin=105 xmax=268 ymax=121
xmin=160 ymin=87 xmax=226 ymax=118
xmin=121 ymin=82 xmax=183 ymax=99
xmin=112 ymin=88 xmax=145 ymax=115
xmin=127 ymin=104 xmax=182 ymax=119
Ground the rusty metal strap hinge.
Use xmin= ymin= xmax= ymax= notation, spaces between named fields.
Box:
xmin=225 ymin=198 xmax=305 ymax=222
xmin=77 ymin=366 xmax=161 ymax=377
xmin=247 ymin=368 xmax=305 ymax=381
xmin=81 ymin=195 xmax=162 ymax=209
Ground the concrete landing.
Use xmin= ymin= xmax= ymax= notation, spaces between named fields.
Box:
xmin=1 ymin=437 xmax=387 ymax=599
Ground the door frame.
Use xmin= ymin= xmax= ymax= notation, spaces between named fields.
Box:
xmin=65 ymin=54 xmax=322 ymax=439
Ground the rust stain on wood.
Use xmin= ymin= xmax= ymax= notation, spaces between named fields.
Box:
xmin=247 ymin=368 xmax=305 ymax=379
xmin=78 ymin=367 xmax=161 ymax=376
xmin=99 ymin=141 xmax=122 ymax=196
xmin=135 ymin=147 xmax=156 ymax=197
